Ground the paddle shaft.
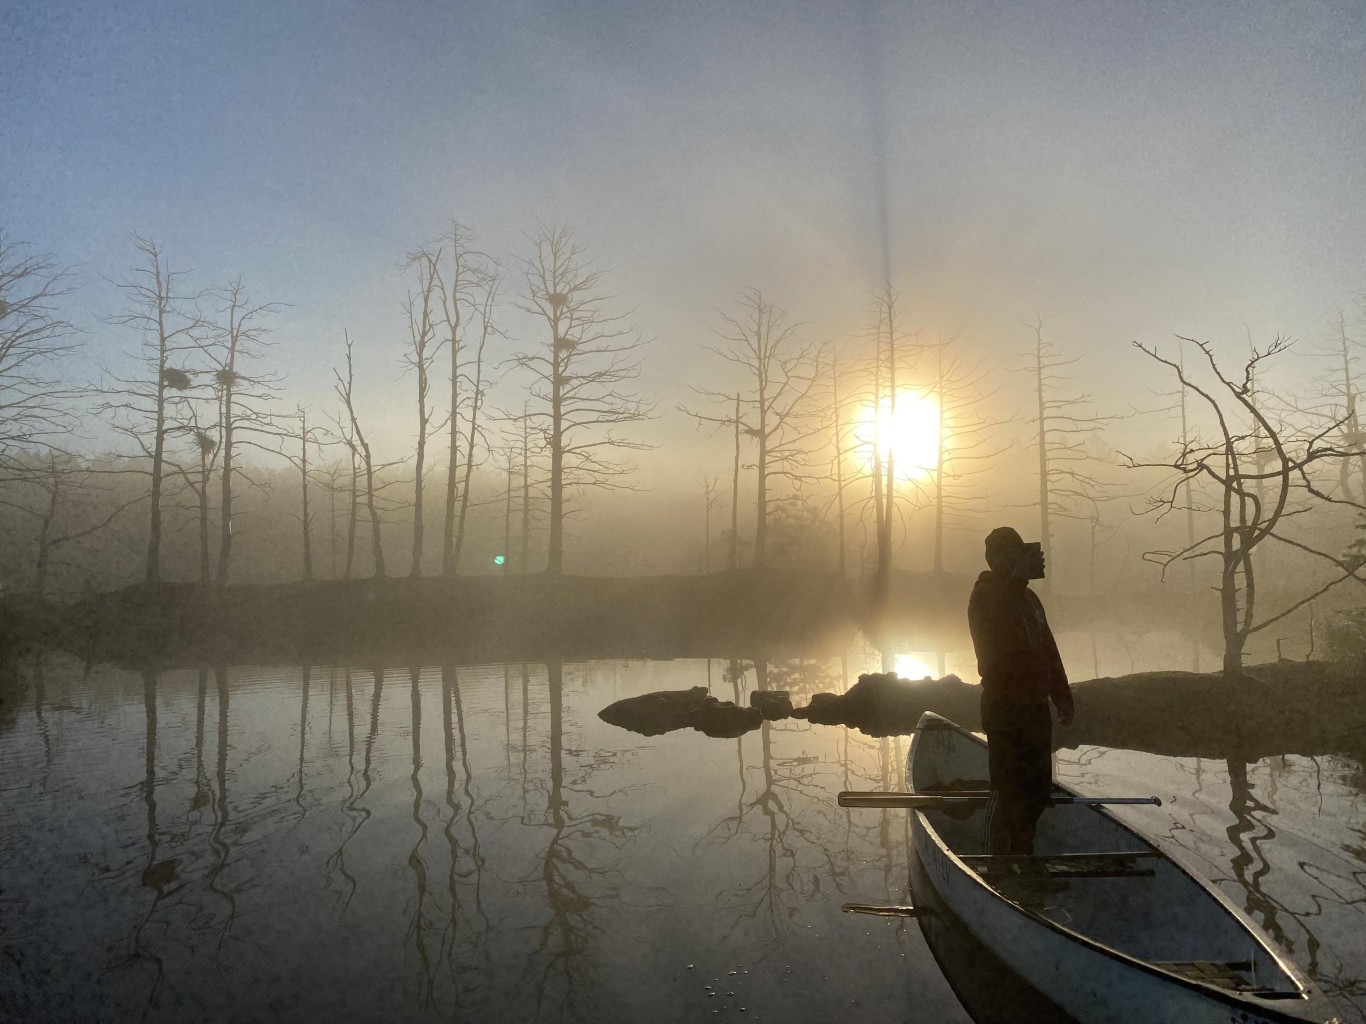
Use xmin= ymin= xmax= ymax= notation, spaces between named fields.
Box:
xmin=837 ymin=791 xmax=1162 ymax=808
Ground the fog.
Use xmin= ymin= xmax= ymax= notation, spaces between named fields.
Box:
xmin=5 ymin=3 xmax=1366 ymax=1022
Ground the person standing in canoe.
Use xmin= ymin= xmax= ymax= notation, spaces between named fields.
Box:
xmin=967 ymin=526 xmax=1075 ymax=855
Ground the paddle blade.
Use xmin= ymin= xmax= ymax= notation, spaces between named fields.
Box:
xmin=838 ymin=791 xmax=936 ymax=808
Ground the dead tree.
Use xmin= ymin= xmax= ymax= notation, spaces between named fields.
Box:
xmin=426 ymin=222 xmax=499 ymax=577
xmin=511 ymin=402 xmax=546 ymax=574
xmin=1302 ymin=311 xmax=1366 ymax=501
xmin=1016 ymin=317 xmax=1115 ymax=592
xmin=682 ymin=290 xmax=817 ymax=570
xmin=332 ymin=336 xmax=386 ymax=578
xmin=204 ymin=280 xmax=280 ymax=585
xmin=100 ymin=236 xmax=202 ymax=585
xmin=914 ymin=335 xmax=1006 ymax=574
xmin=701 ymin=475 xmax=725 ymax=573
xmin=868 ymin=286 xmax=915 ymax=585
xmin=163 ymin=395 xmax=220 ymax=585
xmin=511 ymin=225 xmax=654 ymax=576
xmin=313 ymin=460 xmax=350 ymax=580
xmin=401 ymin=250 xmax=442 ymax=577
xmin=449 ymin=263 xmax=498 ymax=573
xmin=0 ymin=453 xmax=140 ymax=597
xmin=277 ymin=406 xmax=328 ymax=582
xmin=1126 ymin=335 xmax=1365 ymax=678
xmin=0 ymin=235 xmax=78 ymax=472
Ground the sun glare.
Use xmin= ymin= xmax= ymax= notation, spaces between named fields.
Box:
xmin=854 ymin=392 xmax=940 ymax=480
xmin=893 ymin=652 xmax=939 ymax=680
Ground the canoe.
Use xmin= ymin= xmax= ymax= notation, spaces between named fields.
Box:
xmin=904 ymin=712 xmax=1342 ymax=1024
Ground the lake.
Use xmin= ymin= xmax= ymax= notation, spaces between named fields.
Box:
xmin=1 ymin=652 xmax=1362 ymax=1023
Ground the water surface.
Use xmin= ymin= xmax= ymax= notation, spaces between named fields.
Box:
xmin=1 ymin=655 xmax=1362 ymax=1023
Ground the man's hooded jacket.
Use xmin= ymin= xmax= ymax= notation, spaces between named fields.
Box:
xmin=967 ymin=570 xmax=1072 ymax=708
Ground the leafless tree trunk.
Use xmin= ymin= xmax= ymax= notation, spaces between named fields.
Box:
xmin=513 ymin=226 xmax=654 ymax=576
xmin=452 ymin=272 xmax=498 ymax=572
xmin=1128 ymin=336 xmax=1365 ymax=678
xmin=281 ymin=406 xmax=326 ymax=582
xmin=299 ymin=409 xmax=314 ymax=581
xmin=427 ymin=222 xmax=498 ymax=577
xmin=520 ymin=408 xmax=532 ymax=573
xmin=682 ymin=290 xmax=815 ymax=571
xmin=872 ymin=286 xmax=903 ymax=586
xmin=730 ymin=394 xmax=740 ymax=570
xmin=402 ymin=252 xmax=441 ymax=577
xmin=333 ymin=336 xmax=385 ymax=578
xmin=1020 ymin=316 xmax=1114 ymax=594
xmin=102 ymin=236 xmax=201 ymax=586
xmin=0 ymin=234 xmax=78 ymax=472
xmin=208 ymin=280 xmax=279 ymax=586
xmin=502 ymin=451 xmax=514 ymax=576
xmin=1 ymin=453 xmax=139 ymax=598
xmin=917 ymin=336 xmax=1002 ymax=574
xmin=829 ymin=351 xmax=849 ymax=578
xmin=702 ymin=476 xmax=723 ymax=573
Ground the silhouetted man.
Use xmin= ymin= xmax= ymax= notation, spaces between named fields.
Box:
xmin=967 ymin=526 xmax=1074 ymax=855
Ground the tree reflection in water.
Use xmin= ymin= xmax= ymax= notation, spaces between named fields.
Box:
xmin=522 ymin=661 xmax=640 ymax=1020
xmin=439 ymin=664 xmax=491 ymax=1005
xmin=1057 ymin=738 xmax=1366 ymax=1020
xmin=324 ymin=668 xmax=360 ymax=903
xmin=700 ymin=658 xmax=913 ymax=966
xmin=5 ymin=655 xmax=1365 ymax=1023
xmin=1221 ymin=754 xmax=1366 ymax=1016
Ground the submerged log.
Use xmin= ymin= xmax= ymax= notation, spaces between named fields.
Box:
xmin=599 ymin=686 xmax=763 ymax=738
xmin=792 ymin=663 xmax=1366 ymax=761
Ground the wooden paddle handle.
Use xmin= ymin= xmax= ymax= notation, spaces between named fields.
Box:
xmin=837 ymin=791 xmax=1162 ymax=808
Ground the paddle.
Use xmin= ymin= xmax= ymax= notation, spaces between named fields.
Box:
xmin=837 ymin=791 xmax=1162 ymax=808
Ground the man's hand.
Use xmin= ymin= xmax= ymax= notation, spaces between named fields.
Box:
xmin=1057 ymin=702 xmax=1075 ymax=727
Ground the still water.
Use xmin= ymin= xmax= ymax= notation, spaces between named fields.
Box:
xmin=1 ymin=655 xmax=1363 ymax=1023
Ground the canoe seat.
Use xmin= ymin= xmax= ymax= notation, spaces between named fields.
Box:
xmin=1152 ymin=960 xmax=1281 ymax=995
xmin=961 ymin=851 xmax=1159 ymax=879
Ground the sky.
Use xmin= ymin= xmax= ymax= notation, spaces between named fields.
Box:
xmin=6 ymin=0 xmax=1366 ymax=477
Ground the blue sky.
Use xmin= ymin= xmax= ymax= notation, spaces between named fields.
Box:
xmin=6 ymin=0 xmax=1366 ymax=460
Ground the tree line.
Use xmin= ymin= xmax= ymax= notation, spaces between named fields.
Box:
xmin=6 ymin=222 xmax=1366 ymax=674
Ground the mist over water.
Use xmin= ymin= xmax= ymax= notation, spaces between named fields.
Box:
xmin=2 ymin=652 xmax=1363 ymax=1023
xmin=6 ymin=3 xmax=1366 ymax=1021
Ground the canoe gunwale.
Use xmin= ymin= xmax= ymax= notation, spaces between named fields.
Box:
xmin=907 ymin=711 xmax=1325 ymax=1017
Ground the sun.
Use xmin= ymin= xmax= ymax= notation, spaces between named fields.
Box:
xmin=893 ymin=652 xmax=939 ymax=680
xmin=853 ymin=392 xmax=940 ymax=480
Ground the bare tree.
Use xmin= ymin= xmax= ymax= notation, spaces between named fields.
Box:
xmin=100 ymin=236 xmax=202 ymax=585
xmin=0 ymin=234 xmax=78 ymax=472
xmin=278 ymin=406 xmax=328 ymax=581
xmin=867 ymin=286 xmax=916 ymax=585
xmin=500 ymin=402 xmax=547 ymax=574
xmin=163 ymin=397 xmax=220 ymax=584
xmin=1302 ymin=311 xmax=1366 ymax=501
xmin=701 ymin=475 xmax=724 ymax=573
xmin=205 ymin=280 xmax=281 ymax=585
xmin=448 ymin=261 xmax=499 ymax=573
xmin=913 ymin=335 xmax=1006 ymax=574
xmin=0 ymin=453 xmax=140 ymax=597
xmin=427 ymin=222 xmax=499 ymax=577
xmin=314 ymin=459 xmax=350 ymax=580
xmin=332 ymin=336 xmax=386 ymax=578
xmin=401 ymin=251 xmax=442 ymax=577
xmin=1126 ymin=335 xmax=1364 ymax=677
xmin=512 ymin=226 xmax=654 ymax=575
xmin=682 ymin=290 xmax=817 ymax=570
xmin=1016 ymin=317 xmax=1115 ymax=592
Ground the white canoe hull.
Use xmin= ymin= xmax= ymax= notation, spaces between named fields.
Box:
xmin=908 ymin=712 xmax=1341 ymax=1024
